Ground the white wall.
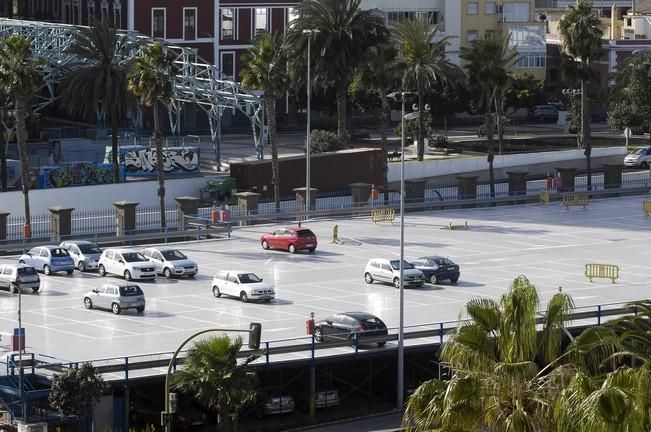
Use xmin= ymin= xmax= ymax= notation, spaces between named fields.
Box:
xmin=0 ymin=176 xmax=214 ymax=217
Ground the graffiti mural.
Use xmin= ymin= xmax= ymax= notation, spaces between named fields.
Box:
xmin=38 ymin=162 xmax=125 ymax=189
xmin=123 ymin=147 xmax=200 ymax=177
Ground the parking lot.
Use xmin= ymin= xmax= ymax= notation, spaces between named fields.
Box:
xmin=0 ymin=195 xmax=649 ymax=364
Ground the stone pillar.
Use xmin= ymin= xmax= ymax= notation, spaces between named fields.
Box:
xmin=602 ymin=164 xmax=623 ymax=190
xmin=175 ymin=196 xmax=200 ymax=230
xmin=555 ymin=167 xmax=577 ymax=192
xmin=236 ymin=192 xmax=261 ymax=227
xmin=457 ymin=175 xmax=479 ymax=200
xmin=349 ymin=182 xmax=371 ymax=206
xmin=113 ymin=201 xmax=139 ymax=237
xmin=49 ymin=207 xmax=74 ymax=241
xmin=0 ymin=212 xmax=9 ymax=241
xmin=294 ymin=187 xmax=319 ymax=220
xmin=507 ymin=171 xmax=529 ymax=196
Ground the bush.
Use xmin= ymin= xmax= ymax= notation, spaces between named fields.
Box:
xmin=309 ymin=129 xmax=344 ymax=153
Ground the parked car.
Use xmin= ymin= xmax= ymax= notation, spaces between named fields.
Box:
xmin=60 ymin=240 xmax=102 ymax=272
xmin=294 ymin=386 xmax=341 ymax=412
xmin=412 ymin=256 xmax=460 ymax=284
xmin=141 ymin=247 xmax=198 ymax=278
xmin=0 ymin=264 xmax=40 ymax=293
xmin=624 ymin=146 xmax=651 ymax=169
xmin=18 ymin=246 xmax=74 ymax=275
xmin=260 ymin=227 xmax=317 ymax=253
xmin=83 ymin=283 xmax=145 ymax=314
xmin=527 ymin=105 xmax=559 ymax=123
xmin=313 ymin=312 xmax=388 ymax=346
xmin=248 ymin=389 xmax=295 ymax=419
xmin=211 ymin=271 xmax=275 ymax=302
xmin=98 ymin=248 xmax=156 ymax=281
xmin=363 ymin=259 xmax=425 ymax=288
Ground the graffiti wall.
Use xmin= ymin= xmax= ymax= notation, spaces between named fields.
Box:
xmin=122 ymin=146 xmax=200 ymax=177
xmin=38 ymin=162 xmax=125 ymax=189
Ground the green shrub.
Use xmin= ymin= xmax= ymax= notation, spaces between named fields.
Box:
xmin=309 ymin=129 xmax=344 ymax=153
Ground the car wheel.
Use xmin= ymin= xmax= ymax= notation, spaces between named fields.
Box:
xmin=451 ymin=276 xmax=459 ymax=284
xmin=112 ymin=303 xmax=121 ymax=314
xmin=163 ymin=267 xmax=172 ymax=279
xmin=98 ymin=264 xmax=106 ymax=277
xmin=377 ymin=341 xmax=386 ymax=347
xmin=31 ymin=287 xmax=39 ymax=294
xmin=308 ymin=248 xmax=315 ymax=253
xmin=124 ymin=270 xmax=132 ymax=281
xmin=430 ymin=274 xmax=439 ymax=284
xmin=43 ymin=265 xmax=51 ymax=276
xmin=262 ymin=240 xmax=269 ymax=250
xmin=393 ymin=277 xmax=401 ymax=289
xmin=288 ymin=244 xmax=296 ymax=254
xmin=212 ymin=286 xmax=221 ymax=298
xmin=642 ymin=161 xmax=649 ymax=169
xmin=77 ymin=261 xmax=86 ymax=272
xmin=314 ymin=327 xmax=323 ymax=342
xmin=240 ymin=291 xmax=249 ymax=303
xmin=9 ymin=284 xmax=17 ymax=294
xmin=84 ymin=297 xmax=92 ymax=309
xmin=66 ymin=270 xmax=73 ymax=275
xmin=364 ymin=272 xmax=373 ymax=284
xmin=136 ymin=306 xmax=144 ymax=313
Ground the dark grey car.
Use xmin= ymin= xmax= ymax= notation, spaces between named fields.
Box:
xmin=84 ymin=283 xmax=145 ymax=314
xmin=313 ymin=312 xmax=388 ymax=346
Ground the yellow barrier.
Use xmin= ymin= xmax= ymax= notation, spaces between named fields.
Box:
xmin=584 ymin=263 xmax=619 ymax=284
xmin=371 ymin=208 xmax=395 ymax=224
xmin=539 ymin=190 xmax=550 ymax=204
xmin=331 ymin=224 xmax=339 ymax=243
xmin=444 ymin=221 xmax=468 ymax=230
xmin=562 ymin=192 xmax=589 ymax=209
xmin=644 ymin=200 xmax=651 ymax=216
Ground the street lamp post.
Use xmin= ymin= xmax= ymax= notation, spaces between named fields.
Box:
xmin=17 ymin=285 xmax=23 ymax=421
xmin=303 ymin=29 xmax=319 ymax=213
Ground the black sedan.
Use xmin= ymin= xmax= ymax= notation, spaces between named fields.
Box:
xmin=313 ymin=312 xmax=388 ymax=346
xmin=412 ymin=256 xmax=460 ymax=284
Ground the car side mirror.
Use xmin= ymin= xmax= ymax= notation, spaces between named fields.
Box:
xmin=119 ymin=260 xmax=124 ymax=264
xmin=92 ymin=289 xmax=99 ymax=293
xmin=259 ymin=278 xmax=263 ymax=282
xmin=235 ymin=280 xmax=239 ymax=284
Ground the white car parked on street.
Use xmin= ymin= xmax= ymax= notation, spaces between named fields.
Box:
xmin=98 ymin=248 xmax=156 ymax=281
xmin=211 ymin=271 xmax=275 ymax=302
xmin=363 ymin=258 xmax=425 ymax=288
xmin=141 ymin=247 xmax=198 ymax=278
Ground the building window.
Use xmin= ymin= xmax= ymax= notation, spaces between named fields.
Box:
xmin=287 ymin=7 xmax=299 ymax=28
xmin=516 ymin=53 xmax=545 ymax=68
xmin=485 ymin=2 xmax=496 ymax=15
xmin=255 ymin=8 xmax=268 ymax=35
xmin=508 ymin=25 xmax=545 ymax=49
xmin=467 ymin=2 xmax=478 ymax=15
xmin=386 ymin=10 xmax=439 ymax=27
xmin=152 ymin=8 xmax=165 ymax=38
xmin=184 ymin=7 xmax=197 ymax=40
xmin=221 ymin=52 xmax=235 ymax=80
xmin=503 ymin=3 xmax=530 ymax=22
xmin=467 ymin=30 xmax=478 ymax=42
xmin=486 ymin=30 xmax=495 ymax=38
xmin=221 ymin=8 xmax=234 ymax=40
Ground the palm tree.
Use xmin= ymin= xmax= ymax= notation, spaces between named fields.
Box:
xmin=0 ymin=35 xmax=43 ymax=238
xmin=240 ymin=31 xmax=289 ymax=212
xmin=403 ymin=275 xmax=576 ymax=431
xmin=558 ymin=0 xmax=603 ymax=191
xmin=128 ymin=43 xmax=175 ymax=229
xmin=392 ymin=18 xmax=461 ymax=161
xmin=172 ymin=336 xmax=258 ymax=432
xmin=460 ymin=33 xmax=518 ymax=197
xmin=60 ymin=19 xmax=133 ymax=183
xmin=287 ymin=0 xmax=388 ymax=145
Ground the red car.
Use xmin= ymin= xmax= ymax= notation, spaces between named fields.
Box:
xmin=260 ymin=227 xmax=317 ymax=253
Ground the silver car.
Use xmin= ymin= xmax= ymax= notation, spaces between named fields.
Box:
xmin=0 ymin=264 xmax=40 ymax=293
xmin=18 ymin=246 xmax=75 ymax=275
xmin=141 ymin=247 xmax=198 ymax=279
xmin=83 ymin=283 xmax=145 ymax=314
xmin=60 ymin=240 xmax=102 ymax=272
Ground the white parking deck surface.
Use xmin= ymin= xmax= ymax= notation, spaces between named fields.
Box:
xmin=0 ymin=195 xmax=650 ymax=364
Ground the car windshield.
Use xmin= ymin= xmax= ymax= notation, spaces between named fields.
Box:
xmin=122 ymin=252 xmax=148 ymax=262
xmin=238 ymin=273 xmax=262 ymax=283
xmin=390 ymin=260 xmax=414 ymax=270
xmin=161 ymin=249 xmax=187 ymax=260
xmin=17 ymin=267 xmax=37 ymax=276
xmin=79 ymin=244 xmax=101 ymax=254
xmin=50 ymin=248 xmax=70 ymax=257
xmin=297 ymin=229 xmax=315 ymax=237
xmin=632 ymin=148 xmax=646 ymax=155
xmin=119 ymin=285 xmax=143 ymax=296
xmin=360 ymin=317 xmax=384 ymax=329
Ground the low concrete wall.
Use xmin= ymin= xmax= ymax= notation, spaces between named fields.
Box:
xmin=0 ymin=175 xmax=213 ymax=217
xmin=387 ymin=147 xmax=628 ymax=185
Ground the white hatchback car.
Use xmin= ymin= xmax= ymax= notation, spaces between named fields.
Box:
xmin=364 ymin=259 xmax=425 ymax=288
xmin=624 ymin=146 xmax=651 ymax=168
xmin=98 ymin=248 xmax=156 ymax=281
xmin=141 ymin=247 xmax=198 ymax=279
xmin=211 ymin=271 xmax=275 ymax=302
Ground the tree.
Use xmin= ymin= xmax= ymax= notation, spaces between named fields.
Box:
xmin=49 ymin=362 xmax=107 ymax=429
xmin=460 ymin=33 xmax=518 ymax=197
xmin=0 ymin=35 xmax=43 ymax=238
xmin=128 ymin=43 xmax=175 ymax=229
xmin=172 ymin=336 xmax=258 ymax=432
xmin=60 ymin=19 xmax=134 ymax=183
xmin=240 ymin=31 xmax=289 ymax=212
xmin=392 ymin=18 xmax=461 ymax=161
xmin=287 ymin=0 xmax=388 ymax=145
xmin=559 ymin=0 xmax=604 ymax=190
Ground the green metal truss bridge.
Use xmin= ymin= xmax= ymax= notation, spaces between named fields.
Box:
xmin=0 ymin=18 xmax=266 ymax=164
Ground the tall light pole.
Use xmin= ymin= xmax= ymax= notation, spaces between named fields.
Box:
xmin=17 ymin=284 xmax=23 ymax=421
xmin=303 ymin=29 xmax=319 ymax=212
